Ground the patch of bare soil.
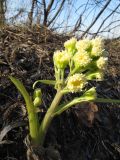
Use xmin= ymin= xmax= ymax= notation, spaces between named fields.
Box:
xmin=0 ymin=27 xmax=120 ymax=160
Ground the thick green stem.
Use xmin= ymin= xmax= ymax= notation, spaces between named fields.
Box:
xmin=38 ymin=90 xmax=63 ymax=145
xmin=27 ymin=103 xmax=39 ymax=144
xmin=61 ymin=69 xmax=64 ymax=84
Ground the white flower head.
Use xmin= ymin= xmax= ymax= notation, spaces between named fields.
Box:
xmin=76 ymin=39 xmax=91 ymax=52
xmin=53 ymin=50 xmax=70 ymax=69
xmin=64 ymin=37 xmax=77 ymax=53
xmin=91 ymin=37 xmax=104 ymax=56
xmin=73 ymin=51 xmax=91 ymax=68
xmin=97 ymin=57 xmax=108 ymax=70
xmin=67 ymin=73 xmax=87 ymax=93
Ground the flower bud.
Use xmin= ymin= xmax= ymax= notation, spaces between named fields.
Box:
xmin=33 ymin=88 xmax=42 ymax=99
xmin=66 ymin=73 xmax=87 ymax=93
xmin=97 ymin=57 xmax=108 ymax=70
xmin=33 ymin=97 xmax=42 ymax=107
xmin=64 ymin=38 xmax=77 ymax=54
xmin=76 ymin=39 xmax=91 ymax=52
xmin=91 ymin=37 xmax=104 ymax=56
xmin=53 ymin=50 xmax=70 ymax=69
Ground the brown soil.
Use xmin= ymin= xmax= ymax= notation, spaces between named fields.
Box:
xmin=0 ymin=26 xmax=120 ymax=160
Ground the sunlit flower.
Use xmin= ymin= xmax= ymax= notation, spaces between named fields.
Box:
xmin=91 ymin=37 xmax=104 ymax=56
xmin=53 ymin=50 xmax=70 ymax=69
xmin=73 ymin=51 xmax=91 ymax=68
xmin=67 ymin=74 xmax=87 ymax=92
xmin=64 ymin=37 xmax=77 ymax=54
xmin=97 ymin=57 xmax=108 ymax=70
xmin=76 ymin=39 xmax=91 ymax=52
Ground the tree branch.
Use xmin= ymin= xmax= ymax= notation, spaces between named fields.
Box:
xmin=42 ymin=0 xmax=47 ymax=26
xmin=47 ymin=0 xmax=66 ymax=27
xmin=80 ymin=0 xmax=112 ymax=38
xmin=94 ymin=3 xmax=120 ymax=37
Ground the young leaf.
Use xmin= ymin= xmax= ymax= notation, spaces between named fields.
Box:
xmin=9 ymin=76 xmax=34 ymax=114
xmin=52 ymin=88 xmax=97 ymax=116
xmin=9 ymin=76 xmax=39 ymax=143
xmin=33 ymin=80 xmax=56 ymax=89
xmin=53 ymin=90 xmax=120 ymax=117
xmin=52 ymin=97 xmax=89 ymax=117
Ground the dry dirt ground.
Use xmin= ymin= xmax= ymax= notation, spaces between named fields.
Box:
xmin=0 ymin=26 xmax=120 ymax=160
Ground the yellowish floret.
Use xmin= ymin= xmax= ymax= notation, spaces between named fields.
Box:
xmin=96 ymin=71 xmax=104 ymax=81
xmin=73 ymin=51 xmax=91 ymax=68
xmin=64 ymin=37 xmax=77 ymax=53
xmin=91 ymin=37 xmax=104 ymax=56
xmin=67 ymin=74 xmax=87 ymax=92
xmin=76 ymin=39 xmax=91 ymax=52
xmin=53 ymin=50 xmax=70 ymax=69
xmin=97 ymin=57 xmax=108 ymax=70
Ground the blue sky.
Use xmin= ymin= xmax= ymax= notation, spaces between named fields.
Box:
xmin=6 ymin=0 xmax=120 ymax=38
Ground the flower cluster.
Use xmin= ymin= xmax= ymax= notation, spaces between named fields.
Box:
xmin=53 ymin=37 xmax=108 ymax=93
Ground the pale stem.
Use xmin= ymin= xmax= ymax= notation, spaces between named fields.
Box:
xmin=38 ymin=90 xmax=63 ymax=145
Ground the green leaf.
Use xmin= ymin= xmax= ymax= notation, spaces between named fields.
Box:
xmin=82 ymin=87 xmax=97 ymax=100
xmin=9 ymin=76 xmax=39 ymax=143
xmin=52 ymin=97 xmax=89 ymax=117
xmin=33 ymin=80 xmax=56 ymax=89
xmin=53 ymin=94 xmax=120 ymax=117
xmin=52 ymin=88 xmax=96 ymax=117
xmin=94 ymin=98 xmax=120 ymax=104
xmin=9 ymin=76 xmax=33 ymax=113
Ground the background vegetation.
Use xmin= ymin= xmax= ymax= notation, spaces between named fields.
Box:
xmin=1 ymin=0 xmax=120 ymax=38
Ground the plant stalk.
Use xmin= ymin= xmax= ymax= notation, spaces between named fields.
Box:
xmin=38 ymin=90 xmax=63 ymax=145
xmin=27 ymin=103 xmax=39 ymax=144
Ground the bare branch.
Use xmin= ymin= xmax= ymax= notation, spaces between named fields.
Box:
xmin=80 ymin=0 xmax=112 ymax=39
xmin=47 ymin=0 xmax=66 ymax=27
xmin=10 ymin=8 xmax=25 ymax=23
xmin=0 ymin=0 xmax=6 ymax=27
xmin=43 ymin=0 xmax=55 ymax=26
xmin=42 ymin=0 xmax=47 ymax=26
xmin=28 ymin=0 xmax=37 ymax=27
xmin=94 ymin=3 xmax=120 ymax=37
xmin=70 ymin=15 xmax=82 ymax=34
xmin=102 ymin=19 xmax=120 ymax=31
xmin=70 ymin=0 xmax=90 ymax=34
xmin=46 ymin=0 xmax=54 ymax=14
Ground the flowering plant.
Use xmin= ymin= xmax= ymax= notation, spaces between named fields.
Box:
xmin=9 ymin=37 xmax=120 ymax=146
